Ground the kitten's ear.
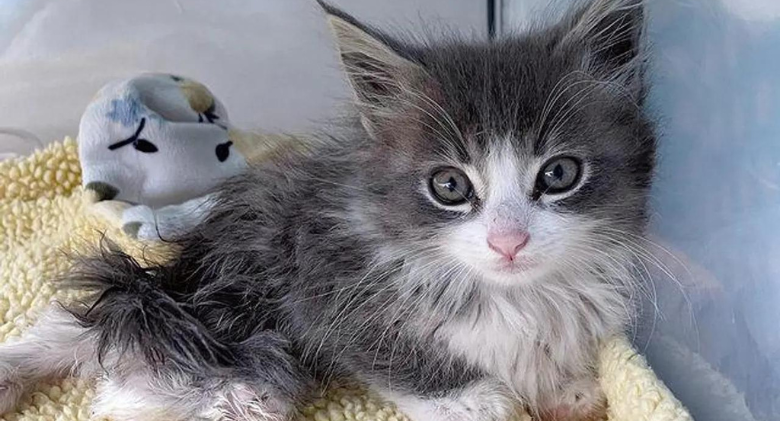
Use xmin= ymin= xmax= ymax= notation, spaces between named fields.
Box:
xmin=561 ymin=0 xmax=646 ymax=94
xmin=318 ymin=1 xmax=424 ymax=130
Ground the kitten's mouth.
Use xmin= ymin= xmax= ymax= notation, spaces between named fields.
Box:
xmin=495 ymin=257 xmax=537 ymax=273
xmin=480 ymin=258 xmax=543 ymax=286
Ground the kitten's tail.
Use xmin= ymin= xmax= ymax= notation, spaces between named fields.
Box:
xmin=64 ymin=242 xmax=234 ymax=373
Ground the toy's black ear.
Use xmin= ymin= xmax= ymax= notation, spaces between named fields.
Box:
xmin=560 ymin=0 xmax=646 ymax=95
xmin=318 ymin=1 xmax=425 ymax=132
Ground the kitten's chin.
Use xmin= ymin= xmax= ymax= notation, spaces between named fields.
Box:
xmin=478 ymin=260 xmax=549 ymax=287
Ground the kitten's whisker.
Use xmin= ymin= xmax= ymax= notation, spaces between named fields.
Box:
xmin=573 ymin=237 xmax=658 ymax=323
xmin=400 ymin=85 xmax=465 ymax=140
xmin=575 ymin=72 xmax=642 ymax=112
xmin=609 ymin=233 xmax=700 ymax=343
xmin=555 ymin=255 xmax=635 ymax=327
xmin=339 ymin=249 xmax=448 ymax=352
xmin=595 ymin=237 xmax=663 ymax=346
xmin=303 ymin=257 xmax=396 ymax=365
xmin=307 ymin=177 xmax=371 ymax=193
xmin=537 ymin=73 xmax=599 ymax=139
xmin=345 ymin=70 xmax=464 ymax=151
xmin=312 ymin=246 xmax=446 ymax=372
xmin=357 ymin=98 xmax=456 ymax=147
xmin=388 ymin=94 xmax=465 ymax=154
xmin=536 ymin=71 xmax=585 ymax=139
xmin=544 ymin=83 xmax=602 ymax=139
xmin=383 ymin=254 xmax=473 ymax=378
xmin=588 ymin=228 xmax=699 ymax=350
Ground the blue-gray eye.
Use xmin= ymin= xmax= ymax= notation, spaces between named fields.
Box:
xmin=536 ymin=157 xmax=582 ymax=196
xmin=430 ymin=168 xmax=473 ymax=205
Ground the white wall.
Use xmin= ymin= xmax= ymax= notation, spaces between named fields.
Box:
xmin=0 ymin=0 xmax=486 ymax=149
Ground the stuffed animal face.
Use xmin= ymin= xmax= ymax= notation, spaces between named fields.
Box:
xmin=79 ymin=73 xmax=247 ymax=208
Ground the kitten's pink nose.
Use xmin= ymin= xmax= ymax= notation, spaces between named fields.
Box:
xmin=487 ymin=230 xmax=530 ymax=260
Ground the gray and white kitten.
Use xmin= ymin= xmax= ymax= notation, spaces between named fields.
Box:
xmin=0 ymin=0 xmax=654 ymax=420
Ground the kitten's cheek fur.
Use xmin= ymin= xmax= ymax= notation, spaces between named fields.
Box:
xmin=380 ymin=380 xmax=518 ymax=421
xmin=443 ymin=209 xmax=580 ymax=287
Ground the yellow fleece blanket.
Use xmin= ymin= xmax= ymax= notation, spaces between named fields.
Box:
xmin=0 ymin=138 xmax=694 ymax=421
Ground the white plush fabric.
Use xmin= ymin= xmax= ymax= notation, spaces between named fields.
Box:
xmin=77 ymin=74 xmax=249 ymax=240
xmin=79 ymin=73 xmax=245 ymax=208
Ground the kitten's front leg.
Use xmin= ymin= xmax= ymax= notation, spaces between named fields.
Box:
xmin=538 ymin=376 xmax=607 ymax=421
xmin=0 ymin=306 xmax=99 ymax=413
xmin=381 ymin=379 xmax=518 ymax=421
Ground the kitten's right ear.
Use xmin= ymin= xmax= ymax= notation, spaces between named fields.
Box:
xmin=560 ymin=0 xmax=646 ymax=96
xmin=317 ymin=1 xmax=424 ymax=130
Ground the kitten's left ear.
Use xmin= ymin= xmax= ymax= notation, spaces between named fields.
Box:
xmin=561 ymin=0 xmax=646 ymax=95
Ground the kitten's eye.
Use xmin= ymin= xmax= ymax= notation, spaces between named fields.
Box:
xmin=429 ymin=167 xmax=473 ymax=206
xmin=535 ymin=157 xmax=582 ymax=196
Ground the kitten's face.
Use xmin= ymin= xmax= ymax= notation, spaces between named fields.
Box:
xmin=425 ymin=141 xmax=606 ymax=287
xmin=324 ymin=0 xmax=655 ymax=287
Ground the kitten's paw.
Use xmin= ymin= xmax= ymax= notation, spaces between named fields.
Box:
xmin=0 ymin=362 xmax=25 ymax=414
xmin=449 ymin=381 xmax=516 ymax=421
xmin=393 ymin=380 xmax=517 ymax=421
xmin=206 ymin=382 xmax=293 ymax=421
xmin=538 ymin=378 xmax=607 ymax=421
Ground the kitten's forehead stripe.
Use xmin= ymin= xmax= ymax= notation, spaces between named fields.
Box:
xmin=480 ymin=138 xmax=537 ymax=224
xmin=486 ymin=138 xmax=521 ymax=202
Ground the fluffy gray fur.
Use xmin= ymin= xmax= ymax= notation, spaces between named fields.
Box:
xmin=0 ymin=0 xmax=655 ymax=420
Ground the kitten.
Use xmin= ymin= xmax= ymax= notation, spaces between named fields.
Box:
xmin=0 ymin=0 xmax=654 ymax=420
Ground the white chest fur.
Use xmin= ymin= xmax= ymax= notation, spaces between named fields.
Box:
xmin=437 ymin=288 xmax=614 ymax=403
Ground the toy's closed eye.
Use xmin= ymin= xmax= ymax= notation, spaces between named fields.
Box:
xmin=108 ymin=118 xmax=159 ymax=153
xmin=198 ymin=102 xmax=226 ymax=130
xmin=133 ymin=139 xmax=158 ymax=153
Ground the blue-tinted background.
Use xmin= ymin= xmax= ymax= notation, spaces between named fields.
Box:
xmin=504 ymin=1 xmax=780 ymax=420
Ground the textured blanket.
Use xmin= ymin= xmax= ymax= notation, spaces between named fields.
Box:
xmin=0 ymin=138 xmax=693 ymax=421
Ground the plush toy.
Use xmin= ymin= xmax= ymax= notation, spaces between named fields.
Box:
xmin=78 ymin=73 xmax=300 ymax=240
